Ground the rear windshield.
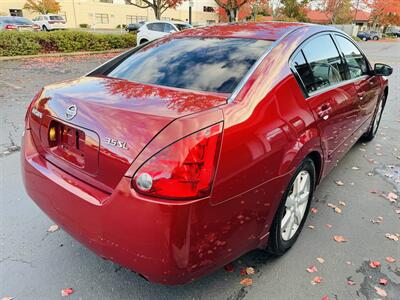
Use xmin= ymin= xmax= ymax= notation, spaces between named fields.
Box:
xmin=49 ymin=15 xmax=64 ymax=20
xmin=1 ymin=17 xmax=33 ymax=25
xmin=107 ymin=38 xmax=272 ymax=93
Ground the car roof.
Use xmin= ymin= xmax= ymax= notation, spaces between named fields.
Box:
xmin=146 ymin=20 xmax=189 ymax=25
xmin=173 ymin=22 xmax=310 ymax=41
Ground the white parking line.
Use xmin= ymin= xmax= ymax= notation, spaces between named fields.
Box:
xmin=0 ymin=79 xmax=22 ymax=90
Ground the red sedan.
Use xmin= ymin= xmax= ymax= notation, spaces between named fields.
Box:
xmin=22 ymin=22 xmax=393 ymax=284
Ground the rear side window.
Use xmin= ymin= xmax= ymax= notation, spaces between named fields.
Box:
xmin=293 ymin=34 xmax=346 ymax=94
xmin=334 ymin=35 xmax=369 ymax=79
xmin=147 ymin=23 xmax=164 ymax=32
xmin=107 ymin=37 xmax=272 ymax=93
xmin=163 ymin=23 xmax=175 ymax=33
xmin=49 ymin=15 xmax=64 ymax=20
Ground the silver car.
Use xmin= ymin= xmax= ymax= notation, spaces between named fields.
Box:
xmin=0 ymin=16 xmax=40 ymax=31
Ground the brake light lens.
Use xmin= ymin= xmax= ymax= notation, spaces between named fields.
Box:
xmin=25 ymin=89 xmax=43 ymax=129
xmin=132 ymin=123 xmax=223 ymax=199
xmin=5 ymin=24 xmax=17 ymax=30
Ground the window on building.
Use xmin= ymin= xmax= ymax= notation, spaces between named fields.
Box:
xmin=95 ymin=13 xmax=109 ymax=24
xmin=126 ymin=15 xmax=147 ymax=24
xmin=9 ymin=9 xmax=23 ymax=17
xmin=135 ymin=0 xmax=143 ymax=5
xmin=203 ymin=6 xmax=215 ymax=12
xmin=100 ymin=0 xmax=113 ymax=3
xmin=206 ymin=20 xmax=216 ymax=25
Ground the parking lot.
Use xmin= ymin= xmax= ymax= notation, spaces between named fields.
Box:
xmin=0 ymin=41 xmax=399 ymax=300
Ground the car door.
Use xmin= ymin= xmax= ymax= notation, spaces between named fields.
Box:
xmin=291 ymin=33 xmax=360 ymax=176
xmin=333 ymin=34 xmax=381 ymax=128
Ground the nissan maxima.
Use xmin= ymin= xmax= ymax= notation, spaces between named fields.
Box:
xmin=22 ymin=22 xmax=392 ymax=284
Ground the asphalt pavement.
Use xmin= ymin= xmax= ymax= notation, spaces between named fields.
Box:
xmin=0 ymin=41 xmax=399 ymax=300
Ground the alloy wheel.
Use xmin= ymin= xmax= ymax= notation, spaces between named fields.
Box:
xmin=280 ymin=170 xmax=311 ymax=241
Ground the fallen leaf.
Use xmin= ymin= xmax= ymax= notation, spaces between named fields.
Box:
xmin=224 ymin=263 xmax=234 ymax=272
xmin=369 ymin=189 xmax=380 ymax=194
xmin=387 ymin=192 xmax=398 ymax=200
xmin=347 ymin=279 xmax=356 ymax=286
xmin=240 ymin=278 xmax=253 ymax=286
xmin=385 ymin=233 xmax=399 ymax=241
xmin=239 ymin=268 xmax=247 ymax=275
xmin=369 ymin=261 xmax=381 ymax=268
xmin=306 ymin=265 xmax=318 ymax=273
xmin=346 ymin=261 xmax=352 ymax=265
xmin=245 ymin=267 xmax=255 ymax=275
xmin=61 ymin=288 xmax=74 ymax=297
xmin=351 ymin=166 xmax=360 ymax=170
xmin=311 ymin=276 xmax=322 ymax=285
xmin=1 ymin=297 xmax=14 ymax=300
xmin=339 ymin=201 xmax=346 ymax=206
xmin=334 ymin=207 xmax=342 ymax=214
xmin=374 ymin=286 xmax=387 ymax=297
xmin=327 ymin=203 xmax=336 ymax=209
xmin=333 ymin=235 xmax=347 ymax=243
xmin=48 ymin=224 xmax=59 ymax=232
xmin=367 ymin=172 xmax=374 ymax=176
xmin=308 ymin=225 xmax=315 ymax=229
xmin=386 ymin=256 xmax=396 ymax=263
xmin=335 ymin=180 xmax=344 ymax=186
xmin=311 ymin=207 xmax=318 ymax=214
xmin=379 ymin=278 xmax=388 ymax=285
xmin=325 ymin=224 xmax=333 ymax=229
xmin=316 ymin=257 xmax=325 ymax=264
xmin=396 ymin=209 xmax=400 ymax=214
xmin=322 ymin=296 xmax=330 ymax=300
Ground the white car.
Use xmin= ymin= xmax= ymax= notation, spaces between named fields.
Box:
xmin=32 ymin=14 xmax=66 ymax=31
xmin=136 ymin=21 xmax=192 ymax=45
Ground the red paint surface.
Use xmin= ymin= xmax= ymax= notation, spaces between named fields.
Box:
xmin=22 ymin=22 xmax=388 ymax=284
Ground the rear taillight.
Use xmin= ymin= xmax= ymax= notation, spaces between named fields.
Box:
xmin=33 ymin=24 xmax=40 ymax=30
xmin=132 ymin=123 xmax=223 ymax=200
xmin=5 ymin=24 xmax=17 ymax=30
xmin=25 ymin=89 xmax=43 ymax=128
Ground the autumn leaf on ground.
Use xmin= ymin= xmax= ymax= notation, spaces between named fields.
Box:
xmin=245 ymin=267 xmax=255 ymax=275
xmin=369 ymin=261 xmax=381 ymax=268
xmin=335 ymin=180 xmax=344 ymax=186
xmin=386 ymin=256 xmax=396 ymax=263
xmin=395 ymin=209 xmax=400 ymax=214
xmin=61 ymin=288 xmax=74 ymax=297
xmin=306 ymin=265 xmax=318 ymax=273
xmin=311 ymin=207 xmax=318 ymax=214
xmin=322 ymin=296 xmax=330 ymax=300
xmin=379 ymin=278 xmax=388 ymax=285
xmin=308 ymin=225 xmax=315 ymax=229
xmin=316 ymin=257 xmax=325 ymax=264
xmin=339 ymin=201 xmax=346 ymax=206
xmin=385 ymin=192 xmax=398 ymax=203
xmin=346 ymin=261 xmax=352 ymax=265
xmin=374 ymin=286 xmax=387 ymax=297
xmin=334 ymin=207 xmax=342 ymax=214
xmin=224 ymin=263 xmax=234 ymax=272
xmin=385 ymin=233 xmax=399 ymax=241
xmin=311 ymin=276 xmax=322 ymax=285
xmin=326 ymin=224 xmax=333 ymax=229
xmin=48 ymin=224 xmax=59 ymax=232
xmin=369 ymin=189 xmax=380 ymax=194
xmin=370 ymin=216 xmax=383 ymax=224
xmin=351 ymin=166 xmax=360 ymax=170
xmin=347 ymin=278 xmax=356 ymax=286
xmin=1 ymin=297 xmax=14 ymax=300
xmin=333 ymin=235 xmax=348 ymax=243
xmin=240 ymin=278 xmax=253 ymax=286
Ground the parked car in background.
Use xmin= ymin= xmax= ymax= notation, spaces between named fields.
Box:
xmin=136 ymin=20 xmax=192 ymax=44
xmin=386 ymin=27 xmax=400 ymax=37
xmin=22 ymin=22 xmax=392 ymax=284
xmin=0 ymin=16 xmax=40 ymax=31
xmin=32 ymin=14 xmax=66 ymax=31
xmin=357 ymin=31 xmax=380 ymax=41
xmin=126 ymin=21 xmax=144 ymax=33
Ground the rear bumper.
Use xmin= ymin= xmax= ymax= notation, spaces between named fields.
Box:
xmin=22 ymin=129 xmax=264 ymax=284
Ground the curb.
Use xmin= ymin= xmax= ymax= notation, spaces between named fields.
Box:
xmin=0 ymin=49 xmax=127 ymax=61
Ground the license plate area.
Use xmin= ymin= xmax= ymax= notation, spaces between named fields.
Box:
xmin=40 ymin=118 xmax=99 ymax=175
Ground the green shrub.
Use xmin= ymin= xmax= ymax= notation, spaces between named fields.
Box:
xmin=0 ymin=30 xmax=136 ymax=56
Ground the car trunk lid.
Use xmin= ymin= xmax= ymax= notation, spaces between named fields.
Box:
xmin=28 ymin=76 xmax=227 ymax=193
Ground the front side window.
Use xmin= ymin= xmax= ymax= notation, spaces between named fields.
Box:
xmin=293 ymin=34 xmax=346 ymax=94
xmin=335 ymin=35 xmax=369 ymax=79
xmin=163 ymin=23 xmax=175 ymax=33
xmin=107 ymin=38 xmax=272 ymax=93
xmin=147 ymin=23 xmax=164 ymax=32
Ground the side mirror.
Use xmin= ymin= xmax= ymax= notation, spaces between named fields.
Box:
xmin=374 ymin=63 xmax=393 ymax=76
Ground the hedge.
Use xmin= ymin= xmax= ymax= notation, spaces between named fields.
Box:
xmin=0 ymin=30 xmax=136 ymax=56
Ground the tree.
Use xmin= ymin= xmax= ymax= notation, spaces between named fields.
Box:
xmin=279 ymin=0 xmax=309 ymax=22
xmin=126 ymin=0 xmax=183 ymax=20
xmin=23 ymin=0 xmax=60 ymax=14
xmin=216 ymin=0 xmax=270 ymax=22
xmin=214 ymin=0 xmax=250 ymax=22
xmin=370 ymin=0 xmax=400 ymax=26
xmin=323 ymin=0 xmax=353 ymax=24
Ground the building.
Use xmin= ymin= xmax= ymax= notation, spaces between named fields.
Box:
xmin=0 ymin=0 xmax=219 ymax=29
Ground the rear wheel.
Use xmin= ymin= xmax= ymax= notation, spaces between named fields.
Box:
xmin=361 ymin=93 xmax=385 ymax=142
xmin=42 ymin=25 xmax=49 ymax=31
xmin=373 ymin=36 xmax=379 ymax=40
xmin=267 ymin=158 xmax=315 ymax=255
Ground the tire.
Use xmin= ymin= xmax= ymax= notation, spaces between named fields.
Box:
xmin=361 ymin=93 xmax=386 ymax=142
xmin=42 ymin=25 xmax=49 ymax=32
xmin=267 ymin=158 xmax=315 ymax=256
xmin=373 ymin=36 xmax=379 ymax=40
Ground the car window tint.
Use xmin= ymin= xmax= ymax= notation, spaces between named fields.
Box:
xmin=49 ymin=15 xmax=63 ymax=20
xmin=292 ymin=51 xmax=314 ymax=92
xmin=163 ymin=23 xmax=175 ymax=33
xmin=147 ymin=23 xmax=164 ymax=32
xmin=335 ymin=35 xmax=369 ymax=79
xmin=297 ymin=34 xmax=346 ymax=93
xmin=107 ymin=38 xmax=272 ymax=93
